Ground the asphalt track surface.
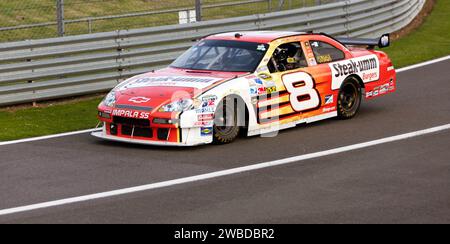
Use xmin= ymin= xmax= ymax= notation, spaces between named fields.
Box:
xmin=0 ymin=58 xmax=449 ymax=224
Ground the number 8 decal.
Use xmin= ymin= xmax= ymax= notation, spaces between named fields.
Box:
xmin=282 ymin=72 xmax=320 ymax=112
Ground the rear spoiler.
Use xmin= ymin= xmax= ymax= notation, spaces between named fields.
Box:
xmin=336 ymin=34 xmax=390 ymax=49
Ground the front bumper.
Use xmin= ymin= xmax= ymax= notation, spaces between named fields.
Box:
xmin=91 ymin=125 xmax=211 ymax=147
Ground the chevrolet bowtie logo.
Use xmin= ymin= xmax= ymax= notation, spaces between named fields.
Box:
xmin=129 ymin=97 xmax=151 ymax=104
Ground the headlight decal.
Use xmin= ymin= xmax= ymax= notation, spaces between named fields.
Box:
xmin=159 ymin=98 xmax=193 ymax=112
xmin=103 ymin=91 xmax=116 ymax=107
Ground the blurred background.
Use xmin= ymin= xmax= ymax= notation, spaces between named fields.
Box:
xmin=0 ymin=0 xmax=339 ymax=42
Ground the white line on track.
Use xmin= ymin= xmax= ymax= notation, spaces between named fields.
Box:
xmin=0 ymin=123 xmax=449 ymax=216
xmin=0 ymin=128 xmax=101 ymax=146
xmin=396 ymin=55 xmax=450 ymax=73
xmin=0 ymin=55 xmax=449 ymax=147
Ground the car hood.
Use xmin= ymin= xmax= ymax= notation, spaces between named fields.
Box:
xmin=113 ymin=67 xmax=247 ymax=108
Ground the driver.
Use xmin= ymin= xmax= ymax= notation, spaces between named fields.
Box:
xmin=284 ymin=44 xmax=301 ymax=70
xmin=273 ymin=43 xmax=301 ymax=71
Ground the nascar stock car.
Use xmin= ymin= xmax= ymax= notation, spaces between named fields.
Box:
xmin=92 ymin=31 xmax=396 ymax=146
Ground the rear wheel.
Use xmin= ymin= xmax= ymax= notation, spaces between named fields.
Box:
xmin=213 ymin=97 xmax=240 ymax=144
xmin=337 ymin=78 xmax=362 ymax=119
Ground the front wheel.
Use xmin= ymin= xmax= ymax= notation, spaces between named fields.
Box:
xmin=337 ymin=78 xmax=362 ymax=119
xmin=213 ymin=97 xmax=240 ymax=144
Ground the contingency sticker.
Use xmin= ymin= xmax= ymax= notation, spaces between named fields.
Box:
xmin=329 ymin=54 xmax=380 ymax=90
xmin=200 ymin=127 xmax=213 ymax=136
xmin=257 ymin=44 xmax=267 ymax=51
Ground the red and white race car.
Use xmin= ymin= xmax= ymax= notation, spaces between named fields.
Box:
xmin=92 ymin=31 xmax=396 ymax=146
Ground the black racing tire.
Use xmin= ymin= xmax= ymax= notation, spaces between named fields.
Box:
xmin=213 ymin=97 xmax=241 ymax=144
xmin=337 ymin=77 xmax=362 ymax=120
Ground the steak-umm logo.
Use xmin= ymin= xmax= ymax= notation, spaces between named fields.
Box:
xmin=329 ymin=54 xmax=380 ymax=90
xmin=332 ymin=57 xmax=378 ymax=77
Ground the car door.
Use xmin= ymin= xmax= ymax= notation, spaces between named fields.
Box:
xmin=253 ymin=38 xmax=323 ymax=125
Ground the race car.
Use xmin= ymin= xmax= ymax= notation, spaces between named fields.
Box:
xmin=92 ymin=31 xmax=396 ymax=146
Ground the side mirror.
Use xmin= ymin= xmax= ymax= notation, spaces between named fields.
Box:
xmin=378 ymin=34 xmax=390 ymax=48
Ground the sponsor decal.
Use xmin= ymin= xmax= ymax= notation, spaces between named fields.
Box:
xmin=256 ymin=66 xmax=269 ymax=73
xmin=202 ymin=95 xmax=217 ymax=100
xmin=201 ymin=127 xmax=213 ymax=136
xmin=119 ymin=76 xmax=222 ymax=90
xmin=264 ymin=80 xmax=276 ymax=87
xmin=257 ymin=87 xmax=266 ymax=95
xmin=367 ymin=82 xmax=393 ymax=98
xmin=258 ymin=73 xmax=272 ymax=80
xmin=196 ymin=107 xmax=214 ymax=113
xmin=305 ymin=47 xmax=314 ymax=57
xmin=308 ymin=58 xmax=317 ymax=66
xmin=249 ymin=86 xmax=258 ymax=95
xmin=329 ymin=55 xmax=380 ymax=90
xmin=287 ymin=57 xmax=296 ymax=64
xmin=128 ymin=97 xmax=151 ymax=104
xmin=247 ymin=77 xmax=263 ymax=86
xmin=200 ymin=95 xmax=217 ymax=108
xmin=325 ymin=95 xmax=334 ymax=105
xmin=254 ymin=78 xmax=264 ymax=85
xmin=195 ymin=121 xmax=214 ymax=127
xmin=322 ymin=107 xmax=336 ymax=113
xmin=317 ymin=54 xmax=332 ymax=63
xmin=201 ymin=101 xmax=214 ymax=108
xmin=112 ymin=109 xmax=150 ymax=119
xmin=257 ymin=44 xmax=267 ymax=51
xmin=198 ymin=113 xmax=214 ymax=121
xmin=387 ymin=66 xmax=395 ymax=72
xmin=265 ymin=86 xmax=277 ymax=93
xmin=380 ymin=84 xmax=390 ymax=94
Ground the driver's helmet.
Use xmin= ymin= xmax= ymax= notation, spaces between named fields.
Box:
xmin=285 ymin=44 xmax=298 ymax=58
xmin=275 ymin=44 xmax=298 ymax=63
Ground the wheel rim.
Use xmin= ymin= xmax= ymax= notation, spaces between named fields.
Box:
xmin=340 ymin=82 xmax=358 ymax=111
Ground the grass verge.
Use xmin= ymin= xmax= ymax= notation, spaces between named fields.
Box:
xmin=0 ymin=97 xmax=102 ymax=141
xmin=0 ymin=0 xmax=449 ymax=141
xmin=0 ymin=0 xmax=319 ymax=42
xmin=383 ymin=0 xmax=449 ymax=67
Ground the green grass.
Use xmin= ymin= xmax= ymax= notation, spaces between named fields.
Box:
xmin=0 ymin=0 xmax=449 ymax=141
xmin=0 ymin=0 xmax=318 ymax=42
xmin=0 ymin=98 xmax=102 ymax=141
xmin=383 ymin=0 xmax=450 ymax=67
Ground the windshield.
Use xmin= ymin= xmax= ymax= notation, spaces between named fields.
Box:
xmin=171 ymin=39 xmax=269 ymax=72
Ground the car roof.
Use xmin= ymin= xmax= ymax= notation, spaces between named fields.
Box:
xmin=205 ymin=31 xmax=307 ymax=43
